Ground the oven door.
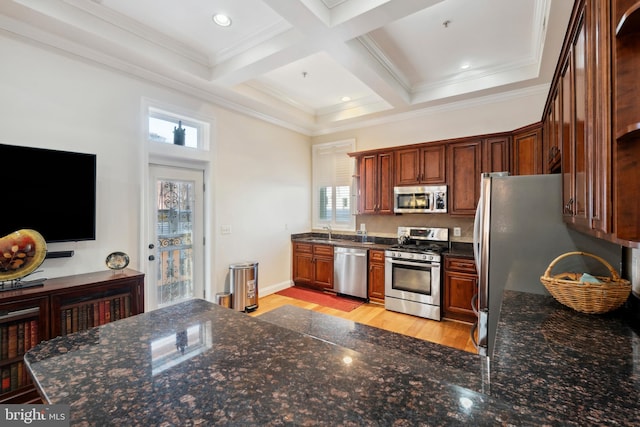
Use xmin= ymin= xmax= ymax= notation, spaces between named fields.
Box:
xmin=385 ymin=257 xmax=440 ymax=306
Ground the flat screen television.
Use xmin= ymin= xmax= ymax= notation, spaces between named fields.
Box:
xmin=0 ymin=143 xmax=97 ymax=243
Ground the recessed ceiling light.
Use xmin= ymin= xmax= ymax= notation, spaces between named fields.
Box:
xmin=460 ymin=63 xmax=471 ymax=70
xmin=341 ymin=96 xmax=351 ymax=102
xmin=212 ymin=14 xmax=232 ymax=27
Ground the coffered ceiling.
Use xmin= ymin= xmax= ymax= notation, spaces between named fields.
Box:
xmin=0 ymin=0 xmax=574 ymax=135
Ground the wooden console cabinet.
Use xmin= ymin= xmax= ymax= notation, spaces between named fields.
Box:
xmin=0 ymin=269 xmax=144 ymax=403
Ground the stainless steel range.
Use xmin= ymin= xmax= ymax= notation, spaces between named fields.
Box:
xmin=385 ymin=226 xmax=449 ymax=321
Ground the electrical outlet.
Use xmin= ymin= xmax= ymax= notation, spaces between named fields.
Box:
xmin=453 ymin=227 xmax=461 ymax=237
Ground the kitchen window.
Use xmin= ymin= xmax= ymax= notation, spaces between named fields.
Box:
xmin=312 ymin=139 xmax=355 ymax=231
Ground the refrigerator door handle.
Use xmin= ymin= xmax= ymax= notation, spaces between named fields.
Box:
xmin=470 ymin=320 xmax=479 ymax=350
xmin=477 ymin=309 xmax=489 ymax=356
xmin=471 ymin=293 xmax=478 ymax=316
xmin=473 ymin=197 xmax=482 ymax=273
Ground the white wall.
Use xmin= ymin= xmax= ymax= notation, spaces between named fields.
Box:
xmin=0 ymin=35 xmax=310 ymax=300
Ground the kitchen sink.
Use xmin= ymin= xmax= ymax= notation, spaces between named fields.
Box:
xmin=300 ymin=237 xmax=341 ymax=244
xmin=299 ymin=237 xmax=377 ymax=246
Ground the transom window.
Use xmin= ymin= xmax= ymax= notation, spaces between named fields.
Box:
xmin=147 ymin=107 xmax=207 ymax=150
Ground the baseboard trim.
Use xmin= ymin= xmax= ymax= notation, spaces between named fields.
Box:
xmin=260 ymin=280 xmax=292 ymax=297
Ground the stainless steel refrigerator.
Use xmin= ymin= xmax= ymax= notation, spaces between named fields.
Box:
xmin=472 ymin=173 xmax=622 ymax=358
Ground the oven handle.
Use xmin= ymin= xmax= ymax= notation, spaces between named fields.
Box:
xmin=386 ymin=259 xmax=439 ymax=268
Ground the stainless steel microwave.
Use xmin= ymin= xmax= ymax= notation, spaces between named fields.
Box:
xmin=393 ymin=185 xmax=447 ymax=213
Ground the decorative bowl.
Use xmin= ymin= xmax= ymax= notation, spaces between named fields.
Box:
xmin=0 ymin=229 xmax=47 ymax=282
xmin=106 ymin=251 xmax=130 ymax=270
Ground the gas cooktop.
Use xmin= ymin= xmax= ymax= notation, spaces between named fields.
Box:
xmin=388 ymin=243 xmax=447 ymax=254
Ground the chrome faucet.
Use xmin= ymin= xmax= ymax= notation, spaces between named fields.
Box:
xmin=323 ymin=225 xmax=332 ymax=240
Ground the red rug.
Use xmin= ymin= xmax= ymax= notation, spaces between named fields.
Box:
xmin=276 ymin=286 xmax=364 ymax=312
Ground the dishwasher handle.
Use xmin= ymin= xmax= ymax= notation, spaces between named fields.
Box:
xmin=334 ymin=247 xmax=367 ymax=256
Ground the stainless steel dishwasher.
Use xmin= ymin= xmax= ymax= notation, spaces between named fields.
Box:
xmin=333 ymin=247 xmax=368 ymax=299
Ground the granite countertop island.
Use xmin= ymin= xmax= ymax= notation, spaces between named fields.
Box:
xmin=25 ymin=291 xmax=640 ymax=426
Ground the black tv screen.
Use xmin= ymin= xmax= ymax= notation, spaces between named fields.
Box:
xmin=0 ymin=143 xmax=96 ymax=243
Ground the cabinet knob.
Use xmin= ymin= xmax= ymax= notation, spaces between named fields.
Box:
xmin=148 ymin=255 xmax=155 ymax=261
xmin=148 ymin=243 xmax=155 ymax=249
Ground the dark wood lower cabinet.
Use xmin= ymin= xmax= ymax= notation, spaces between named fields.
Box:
xmin=368 ymin=250 xmax=385 ymax=303
xmin=0 ymin=269 xmax=144 ymax=403
xmin=292 ymin=243 xmax=334 ymax=290
xmin=443 ymin=256 xmax=477 ymax=323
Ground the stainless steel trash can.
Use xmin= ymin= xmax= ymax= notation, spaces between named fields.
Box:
xmin=215 ymin=292 xmax=231 ymax=308
xmin=230 ymin=262 xmax=258 ymax=312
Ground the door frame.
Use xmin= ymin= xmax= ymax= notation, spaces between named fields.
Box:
xmin=141 ymin=158 xmax=213 ymax=312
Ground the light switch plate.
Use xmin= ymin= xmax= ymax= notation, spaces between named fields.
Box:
xmin=220 ymin=225 xmax=231 ymax=235
xmin=453 ymin=227 xmax=461 ymax=237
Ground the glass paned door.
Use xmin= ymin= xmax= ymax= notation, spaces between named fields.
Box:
xmin=148 ymin=165 xmax=204 ymax=309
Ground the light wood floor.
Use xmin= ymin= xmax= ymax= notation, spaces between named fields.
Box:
xmin=249 ymin=292 xmax=477 ymax=353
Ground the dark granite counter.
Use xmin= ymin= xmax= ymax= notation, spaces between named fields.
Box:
xmin=491 ymin=291 xmax=640 ymax=426
xmin=24 ymin=291 xmax=640 ymax=426
xmin=445 ymin=241 xmax=474 ymax=259
xmin=291 ymin=232 xmax=394 ymax=251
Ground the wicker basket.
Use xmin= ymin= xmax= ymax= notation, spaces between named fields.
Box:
xmin=540 ymin=251 xmax=631 ymax=314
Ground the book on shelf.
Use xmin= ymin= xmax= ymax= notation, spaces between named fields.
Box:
xmin=30 ymin=320 xmax=38 ymax=349
xmin=0 ymin=325 xmax=6 ymax=359
xmin=10 ymin=363 xmax=17 ymax=391
xmin=71 ymin=306 xmax=78 ymax=333
xmin=23 ymin=321 xmax=30 ymax=356
xmin=7 ymin=324 xmax=17 ymax=359
xmin=1 ymin=367 xmax=9 ymax=393
xmin=98 ymin=301 xmax=105 ymax=326
xmin=57 ymin=292 xmax=135 ymax=337
xmin=79 ymin=305 xmax=86 ymax=331
xmin=1 ymin=318 xmax=40 ymax=362
xmin=93 ymin=303 xmax=99 ymax=328
xmin=17 ymin=323 xmax=24 ymax=357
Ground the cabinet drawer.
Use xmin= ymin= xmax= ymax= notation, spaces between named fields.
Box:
xmin=369 ymin=249 xmax=385 ymax=263
xmin=445 ymin=257 xmax=476 ymax=273
xmin=294 ymin=243 xmax=313 ymax=254
xmin=313 ymin=244 xmax=333 ymax=257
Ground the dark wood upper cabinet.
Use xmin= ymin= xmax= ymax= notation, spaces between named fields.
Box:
xmin=447 ymin=140 xmax=482 ymax=216
xmin=482 ymin=136 xmax=511 ymax=174
xmin=560 ymin=7 xmax=591 ymax=230
xmin=357 ymin=151 xmax=394 ymax=215
xmin=512 ymin=124 xmax=543 ymax=176
xmin=395 ymin=144 xmax=446 ymax=185
xmin=540 ymin=0 xmax=640 ymax=245
xmin=614 ymin=0 xmax=640 ymax=243
xmin=543 ymin=87 xmax=562 ymax=174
